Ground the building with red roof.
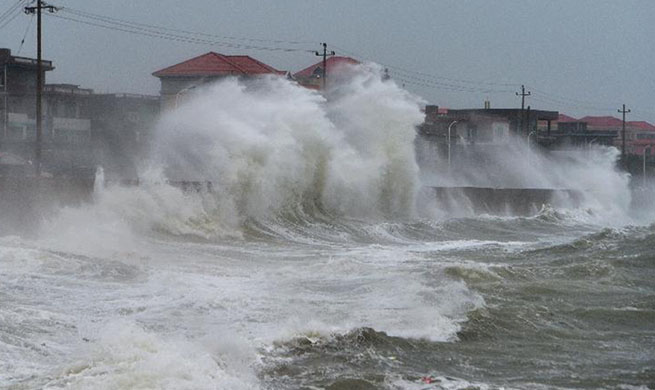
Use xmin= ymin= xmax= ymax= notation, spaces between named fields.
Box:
xmin=293 ymin=56 xmax=360 ymax=89
xmin=578 ymin=116 xmax=624 ymax=128
xmin=152 ymin=52 xmax=284 ymax=109
xmin=557 ymin=113 xmax=579 ymax=123
xmin=570 ymin=115 xmax=655 ymax=155
xmin=626 ymin=121 xmax=655 ymax=156
xmin=627 ymin=121 xmax=655 ymax=131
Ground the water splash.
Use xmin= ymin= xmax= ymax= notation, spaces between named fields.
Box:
xmin=150 ymin=64 xmax=424 ymax=225
xmin=416 ymin=134 xmax=635 ymax=225
xmin=93 ymin=166 xmax=105 ymax=200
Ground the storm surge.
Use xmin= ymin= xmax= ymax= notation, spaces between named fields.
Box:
xmin=154 ymin=65 xmax=422 ymax=224
xmin=5 ymin=65 xmax=654 ymax=390
xmin=47 ymin=63 xmax=644 ymax=248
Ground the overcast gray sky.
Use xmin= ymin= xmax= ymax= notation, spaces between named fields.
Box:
xmin=1 ymin=0 xmax=654 ymax=122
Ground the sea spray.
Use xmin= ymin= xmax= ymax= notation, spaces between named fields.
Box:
xmin=93 ymin=166 xmax=105 ymax=200
xmin=5 ymin=64 xmax=653 ymax=390
xmin=323 ymin=64 xmax=424 ymax=219
xmin=417 ymin=133 xmax=633 ymax=224
xmin=152 ymin=64 xmax=424 ymax=225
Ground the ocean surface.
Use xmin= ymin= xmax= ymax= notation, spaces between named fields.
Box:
xmin=2 ymin=67 xmax=654 ymax=389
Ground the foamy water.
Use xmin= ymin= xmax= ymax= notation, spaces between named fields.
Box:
xmin=2 ymin=65 xmax=654 ymax=389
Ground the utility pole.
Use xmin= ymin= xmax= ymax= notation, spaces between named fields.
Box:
xmin=618 ymin=104 xmax=631 ymax=162
xmin=24 ymin=1 xmax=57 ymax=176
xmin=314 ymin=43 xmax=335 ymax=90
xmin=516 ymin=85 xmax=531 ymax=136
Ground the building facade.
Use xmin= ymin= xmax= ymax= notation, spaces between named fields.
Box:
xmin=421 ymin=105 xmax=558 ymax=144
xmin=88 ymin=93 xmax=159 ymax=179
xmin=0 ymin=48 xmax=54 ymax=146
xmin=1 ymin=48 xmax=160 ymax=178
xmin=153 ymin=52 xmax=285 ymax=110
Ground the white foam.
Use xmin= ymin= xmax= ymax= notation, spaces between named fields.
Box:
xmin=44 ymin=320 xmax=259 ymax=390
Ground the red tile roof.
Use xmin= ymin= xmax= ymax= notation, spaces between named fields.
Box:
xmin=579 ymin=116 xmax=623 ymax=127
xmin=293 ymin=56 xmax=360 ymax=79
xmin=557 ymin=113 xmax=578 ymax=122
xmin=627 ymin=121 xmax=655 ymax=131
xmin=153 ymin=52 xmax=283 ymax=77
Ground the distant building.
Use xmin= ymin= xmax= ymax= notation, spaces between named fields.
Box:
xmin=0 ymin=48 xmax=96 ymax=174
xmin=88 ymin=93 xmax=159 ymax=179
xmin=0 ymin=48 xmax=54 ymax=144
xmin=570 ymin=115 xmax=655 ymax=155
xmin=540 ymin=114 xmax=617 ymax=148
xmin=293 ymin=56 xmax=360 ymax=89
xmin=43 ymin=83 xmax=95 ymax=176
xmin=421 ymin=105 xmax=558 ymax=145
xmin=152 ymin=52 xmax=285 ymax=110
xmin=626 ymin=121 xmax=655 ymax=156
xmin=0 ymin=48 xmax=160 ymax=177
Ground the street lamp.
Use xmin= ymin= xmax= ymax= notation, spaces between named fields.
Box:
xmin=447 ymin=120 xmax=458 ymax=173
xmin=644 ymin=145 xmax=651 ymax=178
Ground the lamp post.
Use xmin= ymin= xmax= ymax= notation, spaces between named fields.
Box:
xmin=644 ymin=145 xmax=651 ymax=178
xmin=447 ymin=120 xmax=458 ymax=173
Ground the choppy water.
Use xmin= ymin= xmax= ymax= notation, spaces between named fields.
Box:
xmin=1 ymin=66 xmax=654 ymax=389
xmin=2 ymin=209 xmax=654 ymax=389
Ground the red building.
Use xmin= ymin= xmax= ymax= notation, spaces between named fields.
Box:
xmin=627 ymin=121 xmax=655 ymax=156
xmin=579 ymin=116 xmax=655 ymax=156
xmin=293 ymin=56 xmax=360 ymax=89
xmin=153 ymin=52 xmax=284 ymax=110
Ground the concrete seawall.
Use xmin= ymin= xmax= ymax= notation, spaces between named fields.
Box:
xmin=428 ymin=186 xmax=584 ymax=216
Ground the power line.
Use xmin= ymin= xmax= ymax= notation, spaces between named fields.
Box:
xmin=314 ymin=42 xmax=335 ymax=89
xmin=330 ymin=43 xmax=655 ymax=119
xmin=529 ymin=94 xmax=614 ymax=112
xmin=60 ymin=7 xmax=316 ymax=46
xmin=0 ymin=0 xmax=26 ymax=30
xmin=527 ymin=86 xmax=655 ymax=116
xmin=331 ymin=43 xmax=520 ymax=88
xmin=529 ymin=95 xmax=612 ymax=112
xmin=392 ymin=72 xmax=513 ymax=94
xmin=515 ymin=85 xmax=531 ymax=135
xmin=15 ymin=4 xmax=654 ymax=121
xmin=515 ymin=85 xmax=531 ymax=110
xmin=618 ymin=104 xmax=631 ymax=160
xmin=17 ymin=12 xmax=34 ymax=54
xmin=0 ymin=0 xmax=23 ymax=22
xmin=46 ymin=12 xmax=314 ymax=53
xmin=529 ymin=88 xmax=614 ymax=109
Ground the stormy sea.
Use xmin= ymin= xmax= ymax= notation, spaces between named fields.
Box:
xmin=2 ymin=65 xmax=654 ymax=390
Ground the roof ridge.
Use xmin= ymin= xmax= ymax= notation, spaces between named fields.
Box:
xmin=152 ymin=52 xmax=213 ymax=76
xmin=230 ymin=55 xmax=278 ymax=73
xmin=216 ymin=53 xmax=249 ymax=74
